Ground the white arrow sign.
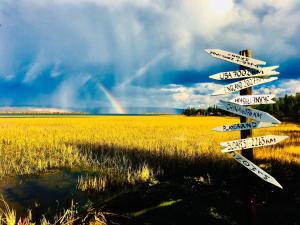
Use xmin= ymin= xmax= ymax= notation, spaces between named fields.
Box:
xmin=212 ymin=77 xmax=278 ymax=96
xmin=205 ymin=49 xmax=267 ymax=70
xmin=227 ymin=151 xmax=283 ymax=189
xmin=212 ymin=121 xmax=276 ymax=132
xmin=209 ymin=66 xmax=279 ymax=80
xmin=229 ymin=94 xmax=276 ymax=105
xmin=220 ymin=135 xmax=288 ymax=152
xmin=218 ymin=100 xmax=281 ymax=124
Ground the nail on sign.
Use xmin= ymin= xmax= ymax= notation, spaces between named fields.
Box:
xmin=205 ymin=49 xmax=266 ymax=70
xmin=218 ymin=100 xmax=281 ymax=124
xmin=228 ymin=151 xmax=283 ymax=189
xmin=209 ymin=66 xmax=279 ymax=80
xmin=212 ymin=77 xmax=278 ymax=96
xmin=212 ymin=121 xmax=276 ymax=132
xmin=220 ymin=135 xmax=288 ymax=152
xmin=230 ymin=94 xmax=276 ymax=105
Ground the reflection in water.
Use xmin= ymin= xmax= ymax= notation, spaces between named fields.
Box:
xmin=0 ymin=170 xmax=88 ymax=219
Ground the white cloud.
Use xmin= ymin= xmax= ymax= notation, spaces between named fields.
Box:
xmin=0 ymin=0 xmax=300 ymax=110
xmin=50 ymin=73 xmax=92 ymax=108
xmin=160 ymin=83 xmax=225 ymax=108
xmin=256 ymin=79 xmax=300 ymax=96
xmin=23 ymin=54 xmax=46 ymax=83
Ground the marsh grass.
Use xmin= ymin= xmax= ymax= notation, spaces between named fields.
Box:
xmin=0 ymin=197 xmax=16 ymax=225
xmin=0 ymin=116 xmax=299 ymax=192
xmin=0 ymin=197 xmax=108 ymax=225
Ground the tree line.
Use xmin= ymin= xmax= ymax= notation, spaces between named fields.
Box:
xmin=182 ymin=92 xmax=300 ymax=122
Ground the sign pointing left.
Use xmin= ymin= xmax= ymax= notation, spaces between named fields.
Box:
xmin=212 ymin=77 xmax=278 ymax=96
xmin=205 ymin=49 xmax=266 ymax=70
xmin=230 ymin=94 xmax=276 ymax=105
xmin=212 ymin=121 xmax=276 ymax=132
xmin=228 ymin=151 xmax=283 ymax=189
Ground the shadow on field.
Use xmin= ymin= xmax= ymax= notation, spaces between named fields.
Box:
xmin=73 ymin=142 xmax=300 ymax=225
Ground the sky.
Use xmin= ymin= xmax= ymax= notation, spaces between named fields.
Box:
xmin=0 ymin=0 xmax=300 ymax=113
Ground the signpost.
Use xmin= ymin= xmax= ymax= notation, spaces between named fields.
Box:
xmin=206 ymin=48 xmax=288 ymax=225
xmin=229 ymin=94 xmax=276 ymax=105
xmin=212 ymin=121 xmax=276 ymax=132
xmin=209 ymin=66 xmax=279 ymax=80
xmin=212 ymin=77 xmax=277 ymax=95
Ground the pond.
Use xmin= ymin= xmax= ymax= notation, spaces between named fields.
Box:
xmin=0 ymin=170 xmax=94 ymax=220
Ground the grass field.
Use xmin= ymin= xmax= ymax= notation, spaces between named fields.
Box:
xmin=0 ymin=115 xmax=299 ymax=224
xmin=0 ymin=116 xmax=299 ymax=189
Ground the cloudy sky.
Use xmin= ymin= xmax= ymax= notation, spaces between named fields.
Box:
xmin=0 ymin=0 xmax=300 ymax=113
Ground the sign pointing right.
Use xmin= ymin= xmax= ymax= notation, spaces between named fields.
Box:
xmin=228 ymin=151 xmax=283 ymax=189
xmin=220 ymin=135 xmax=288 ymax=152
xmin=218 ymin=100 xmax=281 ymax=124
xmin=209 ymin=66 xmax=279 ymax=80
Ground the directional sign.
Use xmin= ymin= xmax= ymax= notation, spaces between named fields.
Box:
xmin=212 ymin=121 xmax=276 ymax=132
xmin=218 ymin=100 xmax=281 ymax=124
xmin=212 ymin=77 xmax=278 ymax=96
xmin=205 ymin=49 xmax=266 ymax=70
xmin=209 ymin=67 xmax=279 ymax=80
xmin=220 ymin=135 xmax=288 ymax=152
xmin=227 ymin=151 xmax=283 ymax=189
xmin=230 ymin=94 xmax=276 ymax=105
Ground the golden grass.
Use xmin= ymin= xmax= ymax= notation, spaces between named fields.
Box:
xmin=0 ymin=197 xmax=16 ymax=225
xmin=0 ymin=116 xmax=299 ymax=191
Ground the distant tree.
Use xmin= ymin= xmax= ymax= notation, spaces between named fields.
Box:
xmin=183 ymin=92 xmax=300 ymax=121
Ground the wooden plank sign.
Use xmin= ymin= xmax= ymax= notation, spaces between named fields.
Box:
xmin=205 ymin=49 xmax=266 ymax=70
xmin=212 ymin=77 xmax=278 ymax=96
xmin=209 ymin=66 xmax=279 ymax=80
xmin=212 ymin=121 xmax=276 ymax=132
xmin=218 ymin=100 xmax=281 ymax=124
xmin=228 ymin=151 xmax=283 ymax=189
xmin=220 ymin=135 xmax=288 ymax=152
xmin=230 ymin=94 xmax=276 ymax=105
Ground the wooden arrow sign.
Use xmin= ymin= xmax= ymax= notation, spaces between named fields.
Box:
xmin=212 ymin=121 xmax=276 ymax=132
xmin=218 ymin=100 xmax=281 ymax=123
xmin=205 ymin=49 xmax=266 ymax=70
xmin=230 ymin=94 xmax=276 ymax=105
xmin=212 ymin=77 xmax=278 ymax=96
xmin=209 ymin=66 xmax=279 ymax=80
xmin=220 ymin=135 xmax=288 ymax=152
xmin=227 ymin=151 xmax=283 ymax=189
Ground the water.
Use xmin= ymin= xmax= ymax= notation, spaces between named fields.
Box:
xmin=0 ymin=170 xmax=88 ymax=219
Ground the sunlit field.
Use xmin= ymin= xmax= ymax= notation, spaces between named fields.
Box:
xmin=0 ymin=115 xmax=299 ymax=191
xmin=0 ymin=115 xmax=300 ymax=224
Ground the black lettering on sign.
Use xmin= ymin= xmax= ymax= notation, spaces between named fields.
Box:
xmin=250 ymin=166 xmax=257 ymax=172
xmin=263 ymin=174 xmax=270 ymax=180
xmin=252 ymin=122 xmax=258 ymax=128
xmin=242 ymin=160 xmax=250 ymax=167
xmin=257 ymin=169 xmax=269 ymax=180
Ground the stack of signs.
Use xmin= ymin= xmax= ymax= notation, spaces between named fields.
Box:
xmin=205 ymin=49 xmax=288 ymax=189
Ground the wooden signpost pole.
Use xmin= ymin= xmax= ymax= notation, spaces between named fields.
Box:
xmin=240 ymin=49 xmax=256 ymax=225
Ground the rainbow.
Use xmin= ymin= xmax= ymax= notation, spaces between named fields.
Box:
xmin=98 ymin=83 xmax=127 ymax=114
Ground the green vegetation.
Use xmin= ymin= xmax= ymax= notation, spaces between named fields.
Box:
xmin=183 ymin=93 xmax=300 ymax=122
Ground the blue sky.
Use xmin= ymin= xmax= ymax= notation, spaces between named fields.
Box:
xmin=0 ymin=0 xmax=300 ymax=113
